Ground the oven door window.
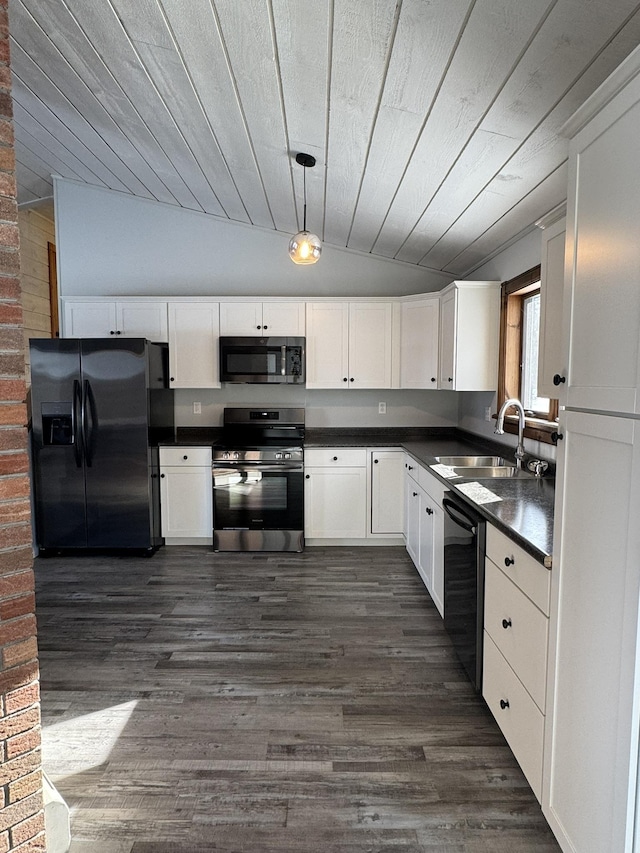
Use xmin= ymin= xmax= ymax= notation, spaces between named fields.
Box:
xmin=213 ymin=467 xmax=303 ymax=530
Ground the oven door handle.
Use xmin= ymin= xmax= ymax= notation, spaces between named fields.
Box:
xmin=442 ymin=497 xmax=477 ymax=535
xmin=213 ymin=463 xmax=303 ymax=473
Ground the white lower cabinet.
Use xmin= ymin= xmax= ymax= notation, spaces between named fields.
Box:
xmin=304 ymin=448 xmax=368 ymax=539
xmin=304 ymin=446 xmax=404 ymax=542
xmin=370 ymin=449 xmax=404 ymax=535
xmin=403 ymin=455 xmax=444 ymax=616
xmin=482 ymin=524 xmax=550 ymax=803
xmin=159 ymin=447 xmax=212 ymax=542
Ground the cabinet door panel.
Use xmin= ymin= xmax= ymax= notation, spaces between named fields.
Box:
xmin=119 ymin=301 xmax=168 ymax=341
xmin=371 ymin=450 xmax=404 ymax=534
xmin=63 ymin=301 xmax=116 ymax=337
xmin=219 ymin=302 xmax=263 ymax=335
xmin=404 ymin=473 xmax=420 ymax=565
xmin=438 ymin=290 xmax=455 ymax=389
xmin=161 ymin=467 xmax=213 ymax=538
xmin=349 ymin=302 xmax=392 ymax=388
xmin=544 ymin=410 xmax=640 ymax=852
xmin=305 ymin=467 xmax=367 ymax=538
xmin=168 ymin=302 xmax=220 ymax=388
xmin=538 ymin=217 xmax=566 ymax=399
xmin=565 ymin=99 xmax=640 ymax=414
xmin=261 ymin=302 xmax=305 ymax=335
xmin=305 ymin=303 xmax=349 ymax=389
xmin=400 ymin=299 xmax=439 ymax=388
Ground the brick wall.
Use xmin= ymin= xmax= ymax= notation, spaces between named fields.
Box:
xmin=0 ymin=0 xmax=45 ymax=849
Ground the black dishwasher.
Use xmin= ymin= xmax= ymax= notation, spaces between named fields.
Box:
xmin=442 ymin=491 xmax=486 ymax=692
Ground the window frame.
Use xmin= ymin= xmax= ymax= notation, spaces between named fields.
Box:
xmin=496 ymin=265 xmax=559 ymax=445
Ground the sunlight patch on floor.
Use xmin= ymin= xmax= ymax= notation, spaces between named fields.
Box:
xmin=41 ymin=700 xmax=138 ymax=781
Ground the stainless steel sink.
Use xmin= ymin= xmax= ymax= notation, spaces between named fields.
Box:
xmin=435 ymin=455 xmax=512 ymax=467
xmin=452 ymin=466 xmax=522 ymax=478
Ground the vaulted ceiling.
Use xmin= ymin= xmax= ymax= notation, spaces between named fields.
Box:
xmin=9 ymin=0 xmax=640 ymax=277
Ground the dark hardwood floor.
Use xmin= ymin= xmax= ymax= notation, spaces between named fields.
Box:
xmin=34 ymin=545 xmax=561 ymax=852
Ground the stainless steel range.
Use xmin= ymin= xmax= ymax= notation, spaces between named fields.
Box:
xmin=212 ymin=407 xmax=305 ymax=552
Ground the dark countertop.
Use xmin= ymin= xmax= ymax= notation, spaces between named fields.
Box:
xmin=163 ymin=425 xmax=555 ymax=566
xmin=403 ymin=439 xmax=554 ymax=568
xmin=307 ymin=428 xmax=555 ymax=567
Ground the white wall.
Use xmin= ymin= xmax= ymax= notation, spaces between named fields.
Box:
xmin=54 ymin=178 xmax=451 ymax=298
xmin=175 ymin=386 xmax=460 ymax=429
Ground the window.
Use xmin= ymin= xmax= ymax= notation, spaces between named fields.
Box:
xmin=497 ymin=266 xmax=558 ymax=444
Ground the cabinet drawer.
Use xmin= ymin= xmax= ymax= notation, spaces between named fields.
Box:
xmin=159 ymin=446 xmax=212 ymax=467
xmin=419 ymin=466 xmax=446 ymax=501
xmin=305 ymin=448 xmax=366 ymax=467
xmin=484 ymin=560 xmax=548 ymax=711
xmin=404 ymin=455 xmax=420 ymax=482
xmin=483 ymin=632 xmax=544 ymax=802
xmin=486 ymin=524 xmax=550 ymax=615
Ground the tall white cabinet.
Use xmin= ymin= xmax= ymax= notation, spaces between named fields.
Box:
xmin=543 ymin=49 xmax=640 ymax=853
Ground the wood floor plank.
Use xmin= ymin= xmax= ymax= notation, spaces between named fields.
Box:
xmin=34 ymin=545 xmax=560 ymax=851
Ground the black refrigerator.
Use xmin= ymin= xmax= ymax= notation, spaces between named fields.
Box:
xmin=29 ymin=338 xmax=174 ymax=554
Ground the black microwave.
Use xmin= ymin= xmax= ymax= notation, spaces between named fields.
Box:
xmin=219 ymin=336 xmax=305 ymax=384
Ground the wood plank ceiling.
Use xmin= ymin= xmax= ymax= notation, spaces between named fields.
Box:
xmin=9 ymin=0 xmax=640 ymax=277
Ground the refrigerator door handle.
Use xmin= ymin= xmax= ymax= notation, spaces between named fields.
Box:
xmin=82 ymin=379 xmax=95 ymax=467
xmin=72 ymin=379 xmax=83 ymax=467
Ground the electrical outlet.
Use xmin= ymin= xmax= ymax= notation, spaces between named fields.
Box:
xmin=378 ymin=402 xmax=387 ymax=415
xmin=485 ymin=407 xmax=492 ymax=422
xmin=193 ymin=401 xmax=202 ymax=415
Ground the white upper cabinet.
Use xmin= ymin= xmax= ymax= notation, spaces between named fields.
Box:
xmin=562 ymin=78 xmax=640 ymax=415
xmin=167 ymin=302 xmax=220 ymax=388
xmin=438 ymin=281 xmax=500 ymax=391
xmin=537 ymin=212 xmax=566 ymax=400
xmin=63 ymin=299 xmax=168 ymax=342
xmin=399 ymin=297 xmax=439 ymax=389
xmin=219 ymin=301 xmax=305 ymax=336
xmin=306 ymin=301 xmax=393 ymax=389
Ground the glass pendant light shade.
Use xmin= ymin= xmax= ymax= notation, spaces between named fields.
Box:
xmin=288 ymin=230 xmax=322 ymax=265
xmin=289 ymin=152 xmax=322 ymax=265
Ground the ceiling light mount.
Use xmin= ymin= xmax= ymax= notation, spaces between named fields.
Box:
xmin=289 ymin=152 xmax=321 ymax=265
xmin=295 ymin=152 xmax=316 ymax=169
